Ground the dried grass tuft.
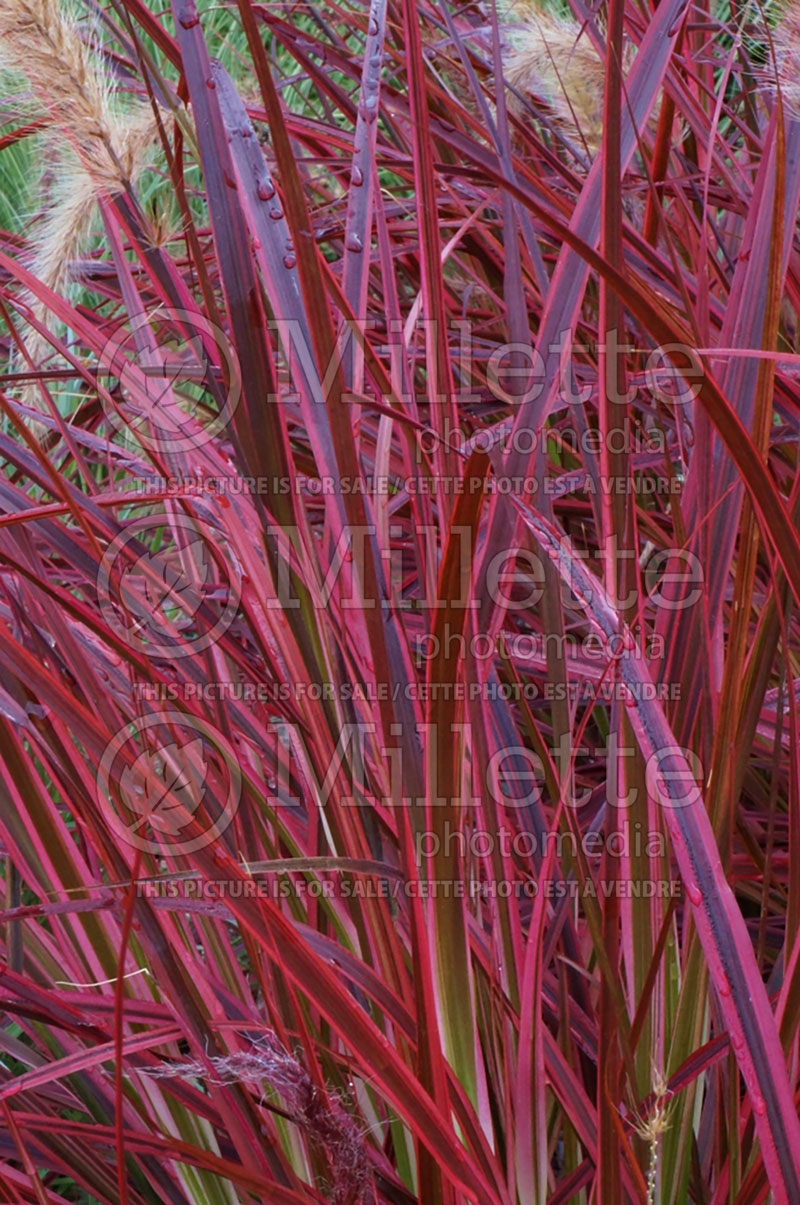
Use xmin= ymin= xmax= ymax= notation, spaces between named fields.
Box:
xmin=504 ymin=7 xmax=608 ymax=149
xmin=502 ymin=2 xmax=638 ymax=152
xmin=146 ymin=1032 xmax=374 ymax=1204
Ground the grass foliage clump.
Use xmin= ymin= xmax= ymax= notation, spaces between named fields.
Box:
xmin=1 ymin=0 xmax=800 ymax=1200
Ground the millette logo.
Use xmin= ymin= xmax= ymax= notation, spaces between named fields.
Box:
xmin=97 ymin=712 xmax=241 ymax=854
xmin=97 ymin=512 xmax=242 ymax=658
xmin=97 ymin=308 xmax=241 ymax=453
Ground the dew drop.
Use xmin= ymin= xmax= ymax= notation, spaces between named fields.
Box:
xmin=368 ymin=16 xmax=379 ymax=34
xmin=269 ymin=206 xmax=284 ymax=221
xmin=686 ymin=882 xmax=702 ymax=905
xmin=350 ymin=165 xmax=364 ymax=187
xmin=257 ymin=180 xmax=275 ymax=202
xmin=224 ymin=170 xmax=237 ymax=190
xmin=732 ymin=1031 xmax=743 ymax=1050
xmin=252 ymin=237 xmax=261 ymax=250
xmin=241 ymin=126 xmax=252 ymax=139
xmin=282 ymin=254 xmax=296 ymax=269
xmin=718 ymin=975 xmax=731 ymax=997
xmin=360 ymin=96 xmax=378 ymax=123
xmin=205 ymin=77 xmax=216 ymax=90
xmin=752 ymin=1095 xmax=766 ymax=1116
xmin=178 ymin=8 xmax=199 ymax=27
xmin=345 ymin=232 xmax=363 ymax=253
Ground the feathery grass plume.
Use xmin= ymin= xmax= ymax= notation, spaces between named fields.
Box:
xmin=503 ymin=2 xmax=609 ymax=150
xmin=9 ymin=167 xmax=96 ymax=422
xmin=770 ymin=0 xmax=800 ymax=112
xmin=0 ymin=0 xmax=158 ymax=422
xmin=0 ymin=0 xmax=149 ymax=186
